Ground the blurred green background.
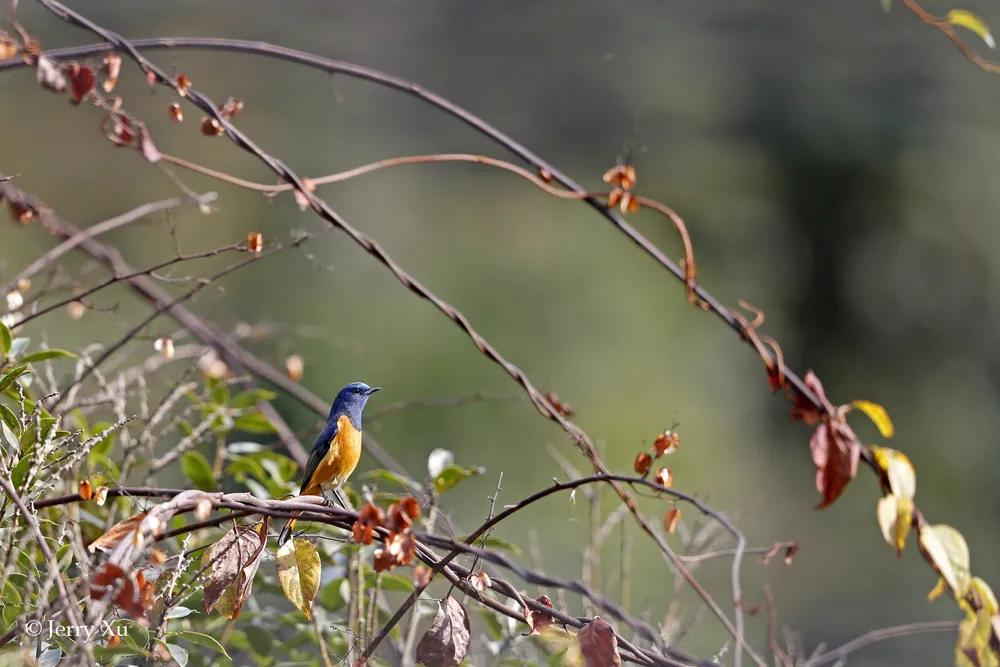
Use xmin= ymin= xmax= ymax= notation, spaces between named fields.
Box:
xmin=3 ymin=1 xmax=1000 ymax=663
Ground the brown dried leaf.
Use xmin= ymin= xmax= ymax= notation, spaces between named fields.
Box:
xmin=526 ymin=595 xmax=556 ymax=634
xmin=78 ymin=479 xmax=93 ymax=501
xmin=416 ymin=596 xmax=471 ymax=667
xmin=387 ymin=496 xmax=421 ymax=532
xmin=653 ymin=430 xmax=679 ymax=457
xmin=36 ymin=55 xmax=66 ymax=92
xmin=413 ymin=565 xmax=432 ymax=589
xmin=8 ymin=200 xmax=35 ymax=224
xmin=219 ymin=97 xmax=244 ymax=119
xmin=90 ymin=563 xmax=153 ymax=621
xmin=200 ymin=116 xmax=223 ymax=136
xmin=578 ymin=617 xmax=622 ymax=667
xmin=352 ymin=502 xmax=385 ymax=545
xmin=176 ymin=73 xmax=191 ymax=96
xmin=791 ymin=370 xmax=834 ymax=425
xmin=168 ymin=103 xmax=183 ymax=123
xmin=468 ymin=571 xmax=491 ymax=593
xmin=202 ymin=518 xmax=268 ymax=619
xmin=89 ymin=512 xmax=146 ymax=553
xmin=0 ymin=36 xmax=17 ymax=60
xmin=543 ymin=391 xmax=574 ymax=418
xmin=247 ymin=232 xmax=264 ymax=255
xmin=654 ymin=467 xmax=673 ymax=488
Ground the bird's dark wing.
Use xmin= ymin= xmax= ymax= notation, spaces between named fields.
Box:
xmin=298 ymin=420 xmax=339 ymax=494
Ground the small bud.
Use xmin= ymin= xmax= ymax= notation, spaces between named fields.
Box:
xmin=247 ymin=232 xmax=264 ymax=255
xmin=16 ymin=278 xmax=31 ymax=293
xmin=153 ymin=336 xmax=175 ymax=359
xmin=285 ymin=354 xmax=304 ymax=382
xmin=78 ymin=479 xmax=93 ymax=501
xmin=0 ymin=36 xmax=17 ymax=60
xmin=67 ymin=301 xmax=86 ymax=320
xmin=653 ymin=430 xmax=680 ymax=457
xmin=200 ymin=116 xmax=223 ymax=136
xmin=176 ymin=73 xmax=191 ymax=96
xmin=168 ymin=103 xmax=183 ymax=123
xmin=195 ymin=497 xmax=213 ymax=521
xmin=664 ymin=507 xmax=681 ymax=533
xmin=5 ymin=290 xmax=23 ymax=311
xmin=101 ymin=53 xmax=122 ymax=93
xmin=95 ymin=486 xmax=109 ymax=506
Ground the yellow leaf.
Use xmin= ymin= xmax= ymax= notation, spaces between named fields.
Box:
xmin=928 ymin=577 xmax=948 ymax=602
xmin=956 ymin=579 xmax=1000 ymax=667
xmin=275 ymin=538 xmax=321 ymax=620
xmin=877 ymin=494 xmax=913 ymax=555
xmin=871 ymin=446 xmax=916 ymax=499
xmin=919 ymin=523 xmax=971 ymax=599
xmin=948 ymin=9 xmax=996 ymax=49
xmin=851 ymin=400 xmax=894 ymax=438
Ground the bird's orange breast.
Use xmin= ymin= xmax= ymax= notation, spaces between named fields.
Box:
xmin=302 ymin=414 xmax=362 ymax=495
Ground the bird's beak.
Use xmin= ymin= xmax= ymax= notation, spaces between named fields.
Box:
xmin=367 ymin=386 xmax=381 ymax=395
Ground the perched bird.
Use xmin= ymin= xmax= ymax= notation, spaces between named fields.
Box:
xmin=277 ymin=381 xmax=380 ymax=545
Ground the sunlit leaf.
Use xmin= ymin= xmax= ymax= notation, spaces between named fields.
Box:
xmin=275 ymin=538 xmax=321 ymax=620
xmin=956 ymin=578 xmax=1000 ymax=667
xmin=0 ymin=365 xmax=29 ymax=394
xmin=919 ymin=523 xmax=971 ymax=599
xmin=871 ymin=446 xmax=916 ymax=499
xmin=164 ymin=642 xmax=188 ymax=667
xmin=433 ymin=463 xmax=482 ymax=494
xmin=851 ymin=400 xmax=894 ymax=438
xmin=948 ymin=10 xmax=996 ymax=49
xmin=876 ymin=494 xmax=913 ymax=555
xmin=21 ymin=349 xmax=76 ymax=364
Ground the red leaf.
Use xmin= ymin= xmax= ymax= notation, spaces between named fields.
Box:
xmin=352 ymin=502 xmax=384 ymax=545
xmin=809 ymin=420 xmax=861 ymax=507
xmin=68 ymin=64 xmax=94 ymax=104
xmin=90 ymin=563 xmax=153 ymax=622
xmin=791 ymin=371 xmax=834 ymax=425
xmin=633 ymin=452 xmax=652 ymax=476
xmin=578 ymin=617 xmax=622 ymax=667
xmin=416 ymin=596 xmax=471 ymax=667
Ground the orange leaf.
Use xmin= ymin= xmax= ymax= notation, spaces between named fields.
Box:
xmin=809 ymin=421 xmax=861 ymax=507
xmin=633 ymin=452 xmax=652 ymax=476
xmin=664 ymin=508 xmax=681 ymax=533
xmin=89 ymin=512 xmax=146 ymax=553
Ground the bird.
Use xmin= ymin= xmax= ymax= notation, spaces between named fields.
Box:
xmin=277 ymin=381 xmax=380 ymax=545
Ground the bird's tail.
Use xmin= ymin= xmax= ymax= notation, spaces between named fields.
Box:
xmin=277 ymin=515 xmax=298 ymax=546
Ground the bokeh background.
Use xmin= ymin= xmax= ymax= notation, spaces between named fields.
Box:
xmin=3 ymin=1 xmax=1000 ymax=663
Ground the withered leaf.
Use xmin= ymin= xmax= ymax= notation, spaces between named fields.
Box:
xmin=89 ymin=512 xmax=146 ymax=553
xmin=101 ymin=53 xmax=121 ymax=93
xmin=90 ymin=563 xmax=153 ymax=622
xmin=633 ymin=452 xmax=652 ymax=476
xmin=416 ymin=596 xmax=471 ymax=667
xmin=578 ymin=617 xmax=622 ymax=667
xmin=352 ymin=502 xmax=384 ymax=545
xmin=791 ymin=371 xmax=834 ymax=425
xmin=202 ymin=518 xmax=268 ymax=619
xmin=137 ymin=123 xmax=162 ymax=163
xmin=36 ymin=55 xmax=67 ymax=92
xmin=664 ymin=507 xmax=681 ymax=533
xmin=275 ymin=538 xmax=321 ymax=620
xmin=526 ymin=595 xmax=556 ymax=634
xmin=809 ymin=420 xmax=861 ymax=508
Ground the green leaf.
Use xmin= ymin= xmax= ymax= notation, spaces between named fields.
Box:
xmin=164 ymin=642 xmax=189 ymax=667
xmin=361 ymin=468 xmax=419 ymax=490
xmin=948 ymin=10 xmax=995 ymax=49
xmin=168 ymin=630 xmax=231 ymax=661
xmin=180 ymin=451 xmax=216 ymax=491
xmin=0 ymin=319 xmax=11 ymax=355
xmin=0 ymin=403 xmax=20 ymax=436
xmin=365 ymin=570 xmax=414 ymax=592
xmin=230 ymin=388 xmax=277 ymax=409
xmin=0 ymin=365 xmax=29 ymax=394
xmin=11 ymin=455 xmax=32 ymax=488
xmin=233 ymin=411 xmax=275 ymax=434
xmin=433 ymin=463 xmax=483 ymax=494
xmin=21 ymin=349 xmax=75 ymax=364
xmin=164 ymin=606 xmax=196 ymax=620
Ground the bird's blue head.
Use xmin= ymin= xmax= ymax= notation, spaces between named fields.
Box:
xmin=328 ymin=381 xmax=380 ymax=429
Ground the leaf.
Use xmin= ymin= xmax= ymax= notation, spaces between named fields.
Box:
xmin=165 ymin=642 xmax=189 ymax=667
xmin=229 ymin=388 xmax=277 ymax=409
xmin=578 ymin=617 xmax=622 ymax=667
xmin=0 ymin=365 xmax=29 ymax=394
xmin=202 ymin=519 xmax=268 ymax=620
xmin=809 ymin=421 xmax=861 ymax=507
xmin=275 ymin=538 xmax=321 ymax=620
xmin=168 ymin=630 xmax=232 ymax=661
xmin=21 ymin=349 xmax=75 ymax=364
xmin=361 ymin=468 xmax=419 ymax=490
xmin=233 ymin=411 xmax=276 ymax=434
xmin=164 ymin=606 xmax=196 ymax=620
xmin=948 ymin=10 xmax=996 ymax=49
xmin=876 ymin=494 xmax=913 ymax=555
xmin=427 ymin=448 xmax=454 ymax=478
xmin=851 ymin=400 xmax=894 ymax=438
xmin=7 ymin=338 xmax=28 ymax=360
xmin=0 ymin=403 xmax=19 ymax=435
xmin=433 ymin=463 xmax=482 ymax=494
xmin=416 ymin=596 xmax=471 ymax=667
xmin=871 ymin=446 xmax=916 ymax=499
xmin=956 ymin=578 xmax=1000 ymax=667
xmin=36 ymin=55 xmax=67 ymax=92
xmin=180 ymin=451 xmax=216 ymax=491
xmin=0 ymin=319 xmax=11 ymax=355
xmin=526 ymin=595 xmax=556 ymax=635
xmin=89 ymin=512 xmax=146 ymax=553
xmin=68 ymin=64 xmax=95 ymax=103
xmin=919 ymin=523 xmax=971 ymax=598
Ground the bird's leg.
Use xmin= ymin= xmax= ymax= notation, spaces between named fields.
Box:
xmin=321 ymin=486 xmax=349 ymax=510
